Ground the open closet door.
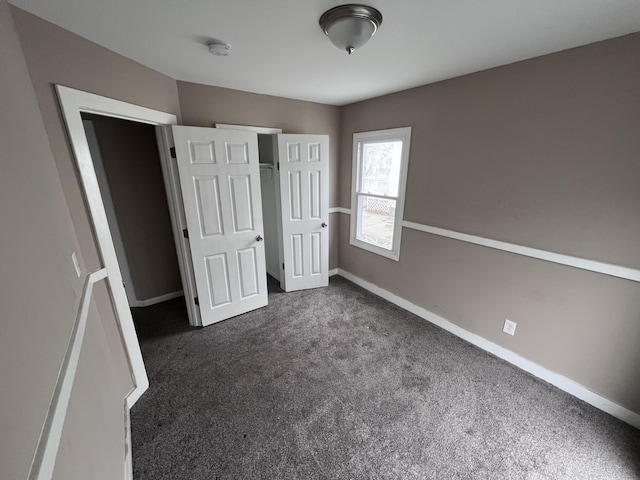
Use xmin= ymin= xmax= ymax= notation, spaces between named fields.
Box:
xmin=171 ymin=126 xmax=268 ymax=326
xmin=277 ymin=134 xmax=329 ymax=291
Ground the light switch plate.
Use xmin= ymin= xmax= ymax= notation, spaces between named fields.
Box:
xmin=71 ymin=251 xmax=82 ymax=278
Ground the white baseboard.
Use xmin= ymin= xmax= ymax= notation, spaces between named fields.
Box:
xmin=135 ymin=290 xmax=183 ymax=307
xmin=329 ymin=268 xmax=339 ymax=277
xmin=124 ymin=405 xmax=133 ymax=480
xmin=267 ymin=269 xmax=280 ymax=282
xmin=336 ymin=268 xmax=640 ymax=430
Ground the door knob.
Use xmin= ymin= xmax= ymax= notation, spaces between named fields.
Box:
xmin=256 ymin=235 xmax=263 ymax=241
xmin=321 ymin=222 xmax=327 ymax=228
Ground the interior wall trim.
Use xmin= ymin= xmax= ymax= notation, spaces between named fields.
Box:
xmin=124 ymin=406 xmax=133 ymax=480
xmin=336 ymin=268 xmax=640 ymax=430
xmin=56 ymin=84 xmax=180 ymax=412
xmin=328 ymin=207 xmax=351 ymax=215
xmin=135 ymin=290 xmax=184 ymax=308
xmin=402 ymin=221 xmax=640 ymax=283
xmin=328 ymin=208 xmax=640 ymax=283
xmin=28 ymin=268 xmax=108 ymax=480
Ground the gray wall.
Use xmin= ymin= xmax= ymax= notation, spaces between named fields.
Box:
xmin=6 ymin=3 xmax=640 ymax=478
xmin=11 ymin=0 xmax=184 ymax=402
xmin=11 ymin=6 xmax=183 ymax=277
xmin=9 ymin=6 xmax=183 ymax=479
xmin=83 ymin=113 xmax=182 ymax=301
xmin=8 ymin=10 xmax=344 ymax=476
xmin=0 ymin=1 xmax=128 ymax=478
xmin=339 ymin=33 xmax=640 ymax=413
xmin=177 ymin=81 xmax=342 ymax=270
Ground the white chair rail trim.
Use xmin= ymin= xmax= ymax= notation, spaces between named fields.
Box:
xmin=29 ymin=268 xmax=107 ymax=480
xmin=326 ymin=208 xmax=640 ymax=283
xmin=328 ymin=207 xmax=352 ymax=215
xmin=135 ymin=290 xmax=184 ymax=308
xmin=402 ymin=221 xmax=640 ymax=283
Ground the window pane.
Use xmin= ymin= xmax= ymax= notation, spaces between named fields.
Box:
xmin=359 ymin=140 xmax=403 ymax=197
xmin=357 ymin=195 xmax=396 ymax=250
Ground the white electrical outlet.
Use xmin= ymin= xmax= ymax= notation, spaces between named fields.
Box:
xmin=503 ymin=319 xmax=517 ymax=336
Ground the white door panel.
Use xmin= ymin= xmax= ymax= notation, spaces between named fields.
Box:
xmin=278 ymin=134 xmax=329 ymax=291
xmin=172 ymin=126 xmax=267 ymax=325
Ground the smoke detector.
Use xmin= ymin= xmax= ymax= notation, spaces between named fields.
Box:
xmin=208 ymin=40 xmax=231 ymax=57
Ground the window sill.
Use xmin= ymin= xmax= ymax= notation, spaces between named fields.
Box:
xmin=349 ymin=237 xmax=400 ymax=261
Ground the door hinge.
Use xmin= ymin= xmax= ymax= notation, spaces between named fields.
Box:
xmin=170 ymin=147 xmax=176 ymax=158
xmin=282 ymin=262 xmax=285 ymax=270
xmin=194 ymin=297 xmax=199 ymax=306
xmin=182 ymin=228 xmax=189 ymax=239
xmin=277 ymin=162 xmax=280 ymax=171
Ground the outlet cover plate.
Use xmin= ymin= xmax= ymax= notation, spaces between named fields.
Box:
xmin=503 ymin=319 xmax=517 ymax=336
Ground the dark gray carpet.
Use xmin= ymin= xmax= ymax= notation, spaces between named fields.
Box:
xmin=131 ymin=276 xmax=640 ymax=479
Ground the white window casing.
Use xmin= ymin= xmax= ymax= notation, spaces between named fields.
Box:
xmin=350 ymin=127 xmax=412 ymax=261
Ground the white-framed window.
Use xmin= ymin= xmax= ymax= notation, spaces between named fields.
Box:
xmin=350 ymin=127 xmax=412 ymax=261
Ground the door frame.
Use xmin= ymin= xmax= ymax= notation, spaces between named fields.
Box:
xmin=57 ymin=85 xmax=178 ymax=479
xmin=155 ymin=126 xmax=202 ymax=326
xmin=215 ymin=123 xmax=282 ymax=134
xmin=57 ymin=86 xmax=177 ymax=378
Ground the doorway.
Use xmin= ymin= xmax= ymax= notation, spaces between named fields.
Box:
xmin=58 ymin=85 xmax=331 ymax=478
xmin=82 ymin=114 xmax=183 ymax=309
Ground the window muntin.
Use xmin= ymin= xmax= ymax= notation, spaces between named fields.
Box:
xmin=350 ymin=127 xmax=411 ymax=260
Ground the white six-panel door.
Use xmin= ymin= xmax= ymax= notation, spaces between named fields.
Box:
xmin=172 ymin=126 xmax=268 ymax=326
xmin=278 ymin=134 xmax=329 ymax=291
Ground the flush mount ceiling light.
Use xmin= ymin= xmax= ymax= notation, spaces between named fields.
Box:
xmin=319 ymin=4 xmax=382 ymax=54
xmin=207 ymin=40 xmax=231 ymax=56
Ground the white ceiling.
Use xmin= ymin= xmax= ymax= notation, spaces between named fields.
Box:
xmin=9 ymin=0 xmax=640 ymax=106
